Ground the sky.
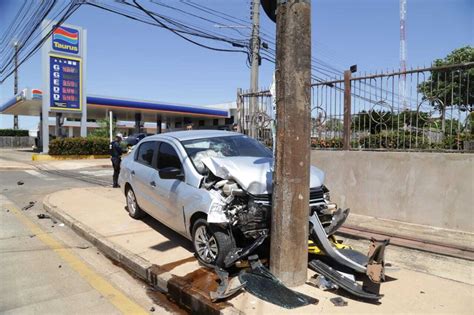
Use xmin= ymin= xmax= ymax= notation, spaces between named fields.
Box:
xmin=0 ymin=0 xmax=472 ymax=130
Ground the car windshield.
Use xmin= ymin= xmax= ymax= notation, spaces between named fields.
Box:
xmin=182 ymin=135 xmax=272 ymax=174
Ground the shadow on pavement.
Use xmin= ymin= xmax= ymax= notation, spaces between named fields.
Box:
xmin=141 ymin=214 xmax=194 ymax=253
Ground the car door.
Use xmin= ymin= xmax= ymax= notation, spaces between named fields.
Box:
xmin=149 ymin=141 xmax=189 ymax=233
xmin=129 ymin=140 xmax=158 ymax=214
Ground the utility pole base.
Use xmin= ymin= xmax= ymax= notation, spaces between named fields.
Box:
xmin=270 ymin=0 xmax=312 ymax=287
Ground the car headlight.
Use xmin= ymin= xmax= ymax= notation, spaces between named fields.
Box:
xmin=322 ymin=185 xmax=330 ymax=201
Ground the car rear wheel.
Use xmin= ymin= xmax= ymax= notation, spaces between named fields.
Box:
xmin=126 ymin=187 xmax=144 ymax=219
xmin=192 ymin=218 xmax=234 ymax=267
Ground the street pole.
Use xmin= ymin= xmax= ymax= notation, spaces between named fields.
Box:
xmin=343 ymin=70 xmax=352 ymax=150
xmin=13 ymin=42 xmax=19 ymax=130
xmin=270 ymin=0 xmax=312 ymax=287
xmin=249 ymin=0 xmax=260 ymax=138
xmin=109 ymin=111 xmax=113 ymax=143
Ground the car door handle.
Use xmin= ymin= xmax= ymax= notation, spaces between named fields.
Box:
xmin=150 ymin=181 xmax=156 ymax=187
xmin=131 ymin=170 xmax=135 ymax=176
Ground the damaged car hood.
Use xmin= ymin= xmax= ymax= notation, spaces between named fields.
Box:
xmin=201 ymin=156 xmax=325 ymax=195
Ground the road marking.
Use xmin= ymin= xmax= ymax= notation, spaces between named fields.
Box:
xmin=6 ymin=203 xmax=148 ymax=315
xmin=24 ymin=170 xmax=55 ymax=181
xmin=79 ymin=170 xmax=113 ymax=177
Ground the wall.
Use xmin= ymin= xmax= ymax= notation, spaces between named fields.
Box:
xmin=311 ymin=150 xmax=474 ymax=232
xmin=0 ymin=136 xmax=35 ymax=148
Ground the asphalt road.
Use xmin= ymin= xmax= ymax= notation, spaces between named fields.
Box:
xmin=0 ymin=150 xmax=182 ymax=314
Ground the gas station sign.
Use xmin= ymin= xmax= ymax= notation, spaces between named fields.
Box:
xmin=49 ymin=55 xmax=82 ymax=111
xmin=41 ymin=21 xmax=87 ymax=153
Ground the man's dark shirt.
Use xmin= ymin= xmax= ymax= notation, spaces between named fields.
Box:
xmin=111 ymin=141 xmax=123 ymax=158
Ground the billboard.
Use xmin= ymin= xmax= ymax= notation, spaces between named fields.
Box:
xmin=52 ymin=26 xmax=79 ymax=54
xmin=49 ymin=55 xmax=82 ymax=111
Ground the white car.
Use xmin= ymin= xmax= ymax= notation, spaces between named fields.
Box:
xmin=119 ymin=130 xmax=336 ymax=267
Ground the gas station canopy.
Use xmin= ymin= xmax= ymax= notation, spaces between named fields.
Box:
xmin=0 ymin=88 xmax=229 ymax=121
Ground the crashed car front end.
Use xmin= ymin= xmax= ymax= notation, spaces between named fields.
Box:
xmin=197 ymin=155 xmax=344 ymax=261
xmin=180 ymin=135 xmax=389 ymax=303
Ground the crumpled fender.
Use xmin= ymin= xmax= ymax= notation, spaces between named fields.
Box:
xmin=309 ymin=213 xmax=367 ymax=273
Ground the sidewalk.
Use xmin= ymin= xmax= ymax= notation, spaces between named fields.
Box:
xmin=43 ymin=187 xmax=474 ymax=314
xmin=0 ymin=148 xmax=111 ymax=170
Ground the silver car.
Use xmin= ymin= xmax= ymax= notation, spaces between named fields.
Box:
xmin=119 ymin=130 xmax=332 ymax=267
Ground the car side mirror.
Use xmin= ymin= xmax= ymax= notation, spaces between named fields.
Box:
xmin=159 ymin=167 xmax=184 ymax=180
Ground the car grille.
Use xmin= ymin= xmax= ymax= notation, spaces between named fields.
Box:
xmin=309 ymin=188 xmax=324 ymax=204
xmin=253 ymin=187 xmax=325 ymax=205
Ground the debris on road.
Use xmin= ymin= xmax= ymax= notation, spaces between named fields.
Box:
xmin=224 ymin=232 xmax=267 ymax=268
xmin=306 ymin=274 xmax=338 ymax=291
xmin=22 ymin=201 xmax=36 ymax=211
xmin=330 ymin=297 xmax=348 ymax=307
xmin=367 ymin=238 xmax=390 ymax=284
xmin=308 ymin=259 xmax=382 ymax=300
xmin=210 ymin=266 xmax=245 ymax=302
xmin=238 ymin=255 xmax=318 ymax=309
xmin=149 ymin=306 xmax=155 ymax=312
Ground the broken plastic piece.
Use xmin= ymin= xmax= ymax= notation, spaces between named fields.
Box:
xmin=207 ymin=190 xmax=229 ymax=223
xmin=309 ymin=213 xmax=366 ymax=273
xmin=308 ymin=235 xmax=351 ymax=255
xmin=239 ymin=255 xmax=318 ymax=309
xmin=210 ymin=266 xmax=245 ymax=302
xmin=324 ymin=208 xmax=350 ymax=236
xmin=366 ymin=238 xmax=390 ymax=284
xmin=309 ymin=259 xmax=382 ymax=300
xmin=330 ymin=297 xmax=348 ymax=306
xmin=307 ymin=275 xmax=338 ymax=291
xmin=224 ymin=232 xmax=267 ymax=268
xmin=338 ymin=248 xmax=368 ymax=266
xmin=22 ymin=201 xmax=35 ymax=211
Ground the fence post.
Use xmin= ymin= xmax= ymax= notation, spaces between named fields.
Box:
xmin=343 ymin=70 xmax=352 ymax=150
xmin=236 ymin=88 xmax=243 ymax=133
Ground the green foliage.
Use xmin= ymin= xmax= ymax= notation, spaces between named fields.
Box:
xmin=357 ymin=131 xmax=431 ymax=150
xmin=49 ymin=137 xmax=110 ymax=155
xmin=356 ymin=130 xmax=473 ymax=150
xmin=351 ymin=110 xmax=431 ymax=134
xmin=324 ymin=118 xmax=343 ymax=131
xmin=90 ymin=119 xmax=116 ymax=138
xmin=417 ymin=46 xmax=474 ymax=111
xmin=311 ymin=137 xmax=343 ymax=149
xmin=0 ymin=129 xmax=29 ymax=136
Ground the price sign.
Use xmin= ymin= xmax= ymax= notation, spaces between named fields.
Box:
xmin=49 ymin=55 xmax=82 ymax=111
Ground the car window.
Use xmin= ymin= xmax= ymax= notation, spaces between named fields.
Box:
xmin=136 ymin=141 xmax=156 ymax=166
xmin=157 ymin=142 xmax=182 ymax=170
xmin=181 ymin=135 xmax=272 ymax=174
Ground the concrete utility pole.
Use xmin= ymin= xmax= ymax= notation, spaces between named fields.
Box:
xmin=271 ymin=0 xmax=311 ymax=287
xmin=249 ymin=0 xmax=260 ymax=138
xmin=13 ymin=42 xmax=19 ymax=129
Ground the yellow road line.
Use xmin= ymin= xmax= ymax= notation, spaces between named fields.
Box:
xmin=8 ymin=204 xmax=148 ymax=315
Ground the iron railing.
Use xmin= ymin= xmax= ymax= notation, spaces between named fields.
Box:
xmin=238 ymin=62 xmax=473 ymax=152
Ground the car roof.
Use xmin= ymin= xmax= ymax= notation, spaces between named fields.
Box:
xmin=146 ymin=130 xmax=241 ymax=142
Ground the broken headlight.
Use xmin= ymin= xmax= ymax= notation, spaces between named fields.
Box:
xmin=322 ymin=185 xmax=330 ymax=202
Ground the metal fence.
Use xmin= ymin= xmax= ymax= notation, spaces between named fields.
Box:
xmin=237 ymin=88 xmax=274 ymax=146
xmin=238 ymin=62 xmax=473 ymax=152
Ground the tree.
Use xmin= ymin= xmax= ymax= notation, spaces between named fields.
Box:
xmin=90 ymin=118 xmax=116 ymax=138
xmin=417 ymin=46 xmax=474 ymax=133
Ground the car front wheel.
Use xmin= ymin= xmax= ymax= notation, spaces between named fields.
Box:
xmin=126 ymin=187 xmax=144 ymax=219
xmin=192 ymin=218 xmax=234 ymax=267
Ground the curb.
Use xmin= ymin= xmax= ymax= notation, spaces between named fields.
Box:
xmin=43 ymin=195 xmax=241 ymax=315
xmin=32 ymin=154 xmax=109 ymax=161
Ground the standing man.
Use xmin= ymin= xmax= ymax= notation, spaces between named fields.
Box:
xmin=111 ymin=133 xmax=123 ymax=188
